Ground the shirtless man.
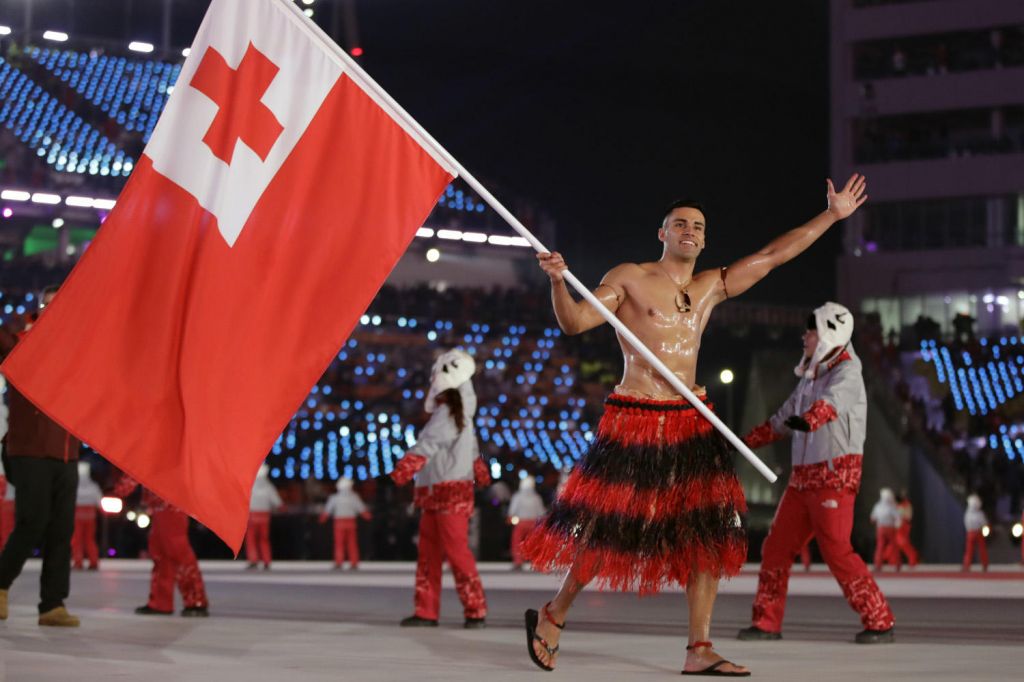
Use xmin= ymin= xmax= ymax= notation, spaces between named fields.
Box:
xmin=520 ymin=174 xmax=868 ymax=676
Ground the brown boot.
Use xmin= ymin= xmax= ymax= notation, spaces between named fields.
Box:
xmin=0 ymin=589 xmax=7 ymax=620
xmin=38 ymin=606 xmax=80 ymax=627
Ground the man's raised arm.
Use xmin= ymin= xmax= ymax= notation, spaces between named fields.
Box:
xmin=721 ymin=174 xmax=867 ymax=300
xmin=537 ymin=252 xmax=629 ymax=335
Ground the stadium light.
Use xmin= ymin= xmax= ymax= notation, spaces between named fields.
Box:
xmin=182 ymin=47 xmax=191 ymax=57
xmin=100 ymin=497 xmax=123 ymax=514
xmin=2 ymin=208 xmax=12 ymax=218
xmin=437 ymin=229 xmax=462 ymax=240
xmin=0 ymin=190 xmax=30 ymax=202
xmin=93 ymin=198 xmax=117 ymax=210
xmin=129 ymin=41 xmax=154 ymax=54
xmin=303 ymin=8 xmax=313 ymax=17
xmin=426 ymin=248 xmax=440 ymax=263
xmin=720 ymin=369 xmax=735 ymax=385
xmin=43 ymin=31 xmax=69 ymax=42
xmin=461 ymin=232 xmax=487 ymax=243
xmin=981 ymin=525 xmax=990 ymax=538
xmin=31 ymin=192 xmax=61 ymax=205
xmin=415 ymin=227 xmax=434 ymax=238
xmin=1013 ymin=522 xmax=1023 ymax=539
xmin=351 ymin=47 xmax=364 ymax=58
xmin=137 ymin=513 xmax=151 ymax=529
xmin=51 ymin=218 xmax=64 ymax=229
xmin=0 ymin=26 xmax=11 ymax=36
xmin=65 ymin=196 xmax=94 ymax=208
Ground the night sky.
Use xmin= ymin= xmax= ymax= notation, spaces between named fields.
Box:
xmin=16 ymin=0 xmax=835 ymax=303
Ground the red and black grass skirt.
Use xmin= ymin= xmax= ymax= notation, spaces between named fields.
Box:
xmin=520 ymin=394 xmax=747 ymax=594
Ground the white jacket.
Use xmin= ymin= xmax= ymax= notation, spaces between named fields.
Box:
xmin=75 ymin=476 xmax=104 ymax=507
xmin=250 ymin=478 xmax=283 ymax=512
xmin=509 ymin=489 xmax=546 ymax=520
xmin=870 ymin=500 xmax=901 ymax=528
xmin=409 ymin=381 xmax=480 ymax=488
xmin=324 ymin=490 xmax=367 ymax=519
xmin=770 ymin=346 xmax=867 ymax=468
xmin=964 ymin=508 xmax=987 ymax=532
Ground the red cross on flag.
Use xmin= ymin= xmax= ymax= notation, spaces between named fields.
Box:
xmin=0 ymin=0 xmax=455 ymax=552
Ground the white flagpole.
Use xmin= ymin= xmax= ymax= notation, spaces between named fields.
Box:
xmin=278 ymin=0 xmax=778 ymax=483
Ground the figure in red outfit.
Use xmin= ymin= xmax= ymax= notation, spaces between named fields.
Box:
xmin=320 ymin=477 xmax=370 ymax=570
xmin=71 ymin=461 xmax=103 ymax=570
xmin=390 ymin=348 xmax=490 ymax=629
xmin=508 ymin=476 xmax=545 ymax=571
xmin=869 ymin=488 xmax=901 ymax=572
xmin=738 ymin=303 xmax=896 ymax=644
xmin=112 ymin=475 xmax=210 ymax=616
xmin=246 ymin=464 xmax=282 ymax=570
xmin=962 ymin=494 xmax=989 ymax=572
xmin=894 ymin=489 xmax=919 ymax=567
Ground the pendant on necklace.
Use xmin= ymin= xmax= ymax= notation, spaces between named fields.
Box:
xmin=675 ymin=290 xmax=692 ymax=314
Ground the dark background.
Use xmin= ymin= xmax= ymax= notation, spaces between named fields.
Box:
xmin=6 ymin=0 xmax=834 ymax=302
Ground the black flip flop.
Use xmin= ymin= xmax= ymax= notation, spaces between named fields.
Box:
xmin=524 ymin=606 xmax=563 ymax=672
xmin=680 ymin=659 xmax=751 ymax=677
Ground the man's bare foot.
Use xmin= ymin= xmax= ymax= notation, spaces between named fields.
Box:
xmin=530 ymin=605 xmax=564 ymax=669
xmin=683 ymin=643 xmax=750 ymax=676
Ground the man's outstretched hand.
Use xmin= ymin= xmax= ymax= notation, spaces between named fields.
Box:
xmin=826 ymin=173 xmax=868 ymax=221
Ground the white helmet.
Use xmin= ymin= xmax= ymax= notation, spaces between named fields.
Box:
xmin=796 ymin=301 xmax=854 ymax=378
xmin=519 ymin=476 xmax=536 ymax=491
xmin=425 ymin=348 xmax=475 ymax=413
xmin=337 ymin=477 xmax=354 ymax=492
xmin=967 ymin=494 xmax=982 ymax=510
xmin=879 ymin=488 xmax=894 ymax=504
xmin=77 ymin=461 xmax=92 ymax=479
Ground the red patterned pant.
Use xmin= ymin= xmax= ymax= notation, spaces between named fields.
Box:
xmin=0 ymin=499 xmax=14 ymax=549
xmin=245 ymin=512 xmax=273 ymax=566
xmin=874 ymin=527 xmax=900 ymax=570
xmin=962 ymin=530 xmax=988 ymax=571
xmin=71 ymin=507 xmax=99 ymax=569
xmin=510 ymin=519 xmax=537 ymax=567
xmin=895 ymin=524 xmax=919 ymax=566
xmin=414 ymin=510 xmax=486 ymax=620
xmin=752 ymin=486 xmax=894 ymax=632
xmin=333 ymin=518 xmax=360 ymax=567
xmin=147 ymin=509 xmax=208 ymax=612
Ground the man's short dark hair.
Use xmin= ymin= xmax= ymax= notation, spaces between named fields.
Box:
xmin=662 ymin=199 xmax=706 ymax=224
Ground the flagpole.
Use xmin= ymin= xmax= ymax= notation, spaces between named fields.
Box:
xmin=277 ymin=0 xmax=777 ymax=483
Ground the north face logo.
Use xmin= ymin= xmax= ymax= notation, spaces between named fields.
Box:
xmin=822 ymin=499 xmax=839 ymax=509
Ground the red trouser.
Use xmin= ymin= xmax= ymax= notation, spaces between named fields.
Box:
xmin=962 ymin=530 xmax=988 ymax=571
xmin=873 ymin=526 xmax=900 ymax=570
xmin=333 ymin=518 xmax=360 ymax=567
xmin=71 ymin=506 xmax=99 ymax=568
xmin=511 ymin=519 xmax=537 ymax=566
xmin=752 ymin=487 xmax=895 ymax=632
xmin=0 ymin=499 xmax=14 ymax=549
xmin=895 ymin=523 xmax=919 ymax=566
xmin=245 ymin=512 xmax=273 ymax=566
xmin=414 ymin=510 xmax=487 ymax=620
xmin=147 ymin=509 xmax=208 ymax=612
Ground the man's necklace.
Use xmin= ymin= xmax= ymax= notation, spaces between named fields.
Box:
xmin=657 ymin=262 xmax=692 ymax=313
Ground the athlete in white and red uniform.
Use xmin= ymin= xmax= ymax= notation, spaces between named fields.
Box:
xmin=870 ymin=488 xmax=901 ymax=572
xmin=738 ymin=302 xmax=895 ymax=644
xmin=508 ymin=476 xmax=546 ymax=570
xmin=320 ymin=477 xmax=370 ymax=569
xmin=246 ymin=464 xmax=282 ymax=570
xmin=962 ymin=494 xmax=989 ymax=572
xmin=71 ymin=461 xmax=103 ymax=570
xmin=390 ymin=349 xmax=491 ymax=629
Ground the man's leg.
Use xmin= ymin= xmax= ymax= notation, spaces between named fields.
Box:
xmin=511 ymin=520 xmax=535 ymax=568
xmin=71 ymin=518 xmax=84 ymax=569
xmin=245 ymin=515 xmax=259 ymax=565
xmin=684 ymin=571 xmax=749 ymax=675
xmin=147 ymin=512 xmax=175 ymax=612
xmin=0 ymin=458 xmax=53 ymax=618
xmin=38 ymin=460 xmax=76 ymax=613
xmin=749 ymin=487 xmax=813 ymax=634
xmin=164 ymin=511 xmax=208 ymax=609
xmin=873 ymin=527 xmax=885 ymax=571
xmin=344 ymin=521 xmax=360 ymax=568
xmin=962 ymin=532 xmax=976 ymax=570
xmin=413 ymin=511 xmax=443 ymax=621
xmin=436 ymin=512 xmax=486 ymax=620
xmin=810 ymin=490 xmax=894 ymax=634
xmin=332 ymin=518 xmax=345 ymax=567
xmin=84 ymin=516 xmax=99 ymax=569
xmin=257 ymin=516 xmax=272 ymax=567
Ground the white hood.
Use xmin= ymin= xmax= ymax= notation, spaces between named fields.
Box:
xmin=425 ymin=348 xmax=476 ymax=413
xmin=796 ymin=301 xmax=854 ymax=378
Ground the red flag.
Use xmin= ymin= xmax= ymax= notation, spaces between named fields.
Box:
xmin=0 ymin=0 xmax=454 ymax=552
